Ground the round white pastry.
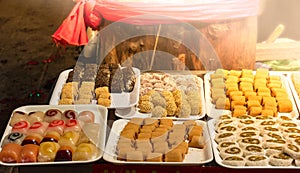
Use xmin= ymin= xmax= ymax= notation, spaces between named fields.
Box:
xmin=238 ymin=138 xmax=262 ymax=149
xmin=265 ymin=146 xmax=283 ymax=157
xmin=219 ymin=146 xmax=243 ymax=159
xmin=214 ymin=132 xmax=236 ymax=144
xmin=222 ymin=156 xmax=245 ymax=167
xmin=245 ymin=155 xmax=269 ymax=166
xmin=269 ymin=153 xmax=293 ymax=166
xmin=217 ymin=141 xmax=238 ymax=151
xmin=243 ymin=145 xmax=264 ymax=157
xmin=283 ymin=143 xmax=300 ymax=159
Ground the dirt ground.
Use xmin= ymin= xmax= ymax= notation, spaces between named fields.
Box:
xmin=0 ymin=0 xmax=79 ymax=137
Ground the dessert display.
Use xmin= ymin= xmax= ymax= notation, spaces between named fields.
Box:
xmin=205 ymin=68 xmax=298 ymax=118
xmin=103 ymin=118 xmax=213 ymax=164
xmin=209 ymin=113 xmax=300 ymax=167
xmin=135 ymin=72 xmax=205 ymax=119
xmin=0 ymin=105 xmax=107 ymax=165
xmin=51 ymin=63 xmax=140 ymax=108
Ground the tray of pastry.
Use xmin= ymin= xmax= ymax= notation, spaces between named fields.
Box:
xmin=0 ymin=105 xmax=107 ymax=166
xmin=204 ymin=69 xmax=299 ymax=119
xmin=287 ymin=72 xmax=300 ymax=113
xmin=49 ymin=63 xmax=140 ymax=109
xmin=208 ymin=114 xmax=300 ymax=168
xmin=115 ymin=72 xmax=206 ymax=120
xmin=103 ymin=118 xmax=213 ymax=164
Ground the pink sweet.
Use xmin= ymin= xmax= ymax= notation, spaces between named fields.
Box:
xmin=12 ymin=120 xmax=30 ymax=134
xmin=64 ymin=119 xmax=81 ymax=133
xmin=46 ymin=119 xmax=65 ymax=135
xmin=44 ymin=109 xmax=62 ymax=123
xmin=62 ymin=110 xmax=77 ymax=122
xmin=27 ymin=121 xmax=49 ymax=136
xmin=78 ymin=111 xmax=95 ymax=124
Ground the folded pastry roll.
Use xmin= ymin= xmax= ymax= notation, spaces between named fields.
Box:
xmin=188 ymin=136 xmax=205 ymax=149
xmin=244 ymin=91 xmax=257 ymax=100
xmin=145 ymin=152 xmax=163 ymax=162
xmin=243 ymin=145 xmax=264 ymax=156
xmin=0 ymin=143 xmax=22 ymax=163
xmin=58 ymin=131 xmax=80 ymax=147
xmin=20 ymin=144 xmax=39 ymax=163
xmin=21 ymin=133 xmax=43 ymax=146
xmin=38 ymin=142 xmax=60 ymax=162
xmin=164 ymin=149 xmax=184 ymax=162
xmin=278 ymin=99 xmax=293 ymax=113
xmin=263 ymin=139 xmax=286 ymax=148
xmin=238 ymin=138 xmax=261 ymax=148
xmin=10 ymin=111 xmax=28 ymax=127
xmin=217 ymin=141 xmax=238 ymax=151
xmin=232 ymin=106 xmax=247 ymax=117
xmin=73 ymin=143 xmax=99 ymax=160
xmin=41 ymin=131 xmax=61 ymax=143
xmin=126 ymin=151 xmax=144 ymax=162
xmin=269 ymin=153 xmax=293 ymax=166
xmin=44 ymin=109 xmax=62 ymax=123
xmin=222 ymin=156 xmax=245 ymax=166
xmin=217 ymin=125 xmax=238 ymax=133
xmin=12 ymin=120 xmax=30 ymax=134
xmin=28 ymin=121 xmax=49 ymax=136
xmin=214 ymin=132 xmax=236 ymax=144
xmin=247 ymin=96 xmax=262 ymax=104
xmin=27 ymin=111 xmax=45 ymax=125
xmin=283 ymin=143 xmax=300 ymax=159
xmin=1 ymin=132 xmax=25 ymax=147
xmin=249 ymin=106 xmax=262 ymax=116
xmin=219 ymin=146 xmax=243 ymax=159
xmin=265 ymin=146 xmax=283 ymax=157
xmin=46 ymin=120 xmax=65 ymax=135
xmin=245 ymin=155 xmax=268 ymax=166
xmin=215 ymin=98 xmax=230 ymax=110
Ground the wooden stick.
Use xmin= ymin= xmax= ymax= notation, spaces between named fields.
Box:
xmin=266 ymin=24 xmax=285 ymax=43
xmin=149 ymin=24 xmax=162 ymax=70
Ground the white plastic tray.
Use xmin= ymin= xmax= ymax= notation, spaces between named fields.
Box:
xmin=115 ymin=76 xmax=206 ymax=120
xmin=103 ymin=119 xmax=213 ymax=165
xmin=204 ymin=71 xmax=299 ymax=119
xmin=208 ymin=119 xmax=300 ymax=169
xmin=287 ymin=72 xmax=300 ymax=114
xmin=0 ymin=105 xmax=107 ymax=166
xmin=49 ymin=68 xmax=140 ymax=109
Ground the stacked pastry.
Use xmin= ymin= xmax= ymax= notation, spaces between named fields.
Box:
xmin=210 ymin=68 xmax=293 ymax=117
xmin=215 ymin=114 xmax=300 ymax=167
xmin=138 ymin=73 xmax=202 ymax=118
xmin=59 ymin=63 xmax=137 ymax=107
xmin=60 ymin=63 xmax=97 ymax=105
xmin=0 ymin=109 xmax=100 ymax=163
xmin=116 ymin=118 xmax=205 ymax=162
xmin=95 ymin=64 xmax=136 ymax=93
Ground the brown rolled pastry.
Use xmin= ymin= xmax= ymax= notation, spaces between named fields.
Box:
xmin=0 ymin=143 xmax=22 ymax=163
xmin=20 ymin=144 xmax=39 ymax=163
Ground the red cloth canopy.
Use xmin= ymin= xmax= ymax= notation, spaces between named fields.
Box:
xmin=52 ymin=0 xmax=260 ymax=46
